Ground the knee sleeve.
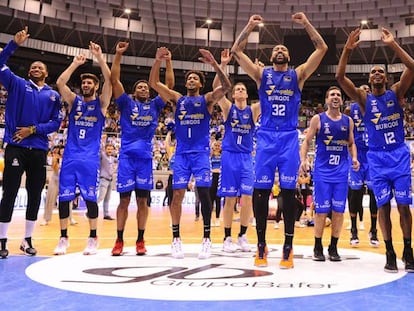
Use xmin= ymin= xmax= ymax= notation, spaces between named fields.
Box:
xmin=349 ymin=188 xmax=364 ymax=214
xmin=135 ymin=189 xmax=150 ymax=198
xmin=58 ymin=201 xmax=70 ymax=219
xmin=281 ymin=188 xmax=296 ymax=234
xmin=368 ymin=189 xmax=378 ymax=215
xmin=197 ymin=187 xmax=212 ymax=224
xmin=253 ymin=188 xmax=271 ymax=227
xmin=120 ymin=191 xmax=132 ymax=199
xmin=85 ymin=200 xmax=99 ymax=219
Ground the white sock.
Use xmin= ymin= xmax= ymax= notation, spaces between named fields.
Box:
xmin=0 ymin=222 xmax=10 ymax=239
xmin=25 ymin=220 xmax=36 ymax=238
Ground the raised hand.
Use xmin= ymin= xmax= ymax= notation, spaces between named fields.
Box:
xmin=156 ymin=47 xmax=171 ymax=61
xmin=14 ymin=26 xmax=30 ymax=46
xmin=292 ymin=12 xmax=309 ymax=26
xmin=199 ymin=49 xmax=217 ymax=66
xmin=73 ymin=54 xmax=86 ymax=66
xmin=248 ymin=15 xmax=263 ymax=28
xmin=89 ymin=41 xmax=102 ymax=57
xmin=164 ymin=49 xmax=172 ymax=61
xmin=116 ymin=41 xmax=129 ymax=54
xmin=345 ymin=28 xmax=361 ymax=50
xmin=220 ymin=49 xmax=231 ymax=66
xmin=381 ymin=27 xmax=395 ymax=45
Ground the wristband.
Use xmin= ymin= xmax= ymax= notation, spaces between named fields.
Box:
xmin=29 ymin=125 xmax=36 ymax=135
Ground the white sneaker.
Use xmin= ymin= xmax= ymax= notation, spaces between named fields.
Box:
xmin=70 ymin=218 xmax=78 ymax=225
xmin=223 ymin=236 xmax=237 ymax=253
xmin=215 ymin=219 xmax=221 ymax=227
xmin=54 ymin=237 xmax=69 ymax=255
xmin=274 ymin=222 xmax=279 ymax=229
xmin=83 ymin=237 xmax=98 ymax=255
xmin=237 ymin=234 xmax=251 ymax=252
xmin=359 ymin=222 xmax=365 ymax=231
xmin=171 ymin=237 xmax=184 ymax=259
xmin=40 ymin=220 xmax=49 ymax=226
xmin=295 ymin=221 xmax=306 ymax=228
xmin=198 ymin=238 xmax=212 ymax=259
xmin=369 ymin=231 xmax=380 ymax=248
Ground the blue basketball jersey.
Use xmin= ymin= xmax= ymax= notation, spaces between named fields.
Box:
xmin=174 ymin=95 xmax=211 ymax=154
xmin=257 ymin=67 xmax=301 ymax=131
xmin=313 ymin=112 xmax=350 ymax=182
xmin=222 ymin=104 xmax=255 ymax=153
xmin=363 ymin=90 xmax=405 ymax=151
xmin=64 ymin=95 xmax=105 ymax=160
xmin=116 ymin=93 xmax=165 ymax=159
xmin=349 ymin=102 xmax=368 ymax=151
xmin=211 ymin=153 xmax=221 ymax=170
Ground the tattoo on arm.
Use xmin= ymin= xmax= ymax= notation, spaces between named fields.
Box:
xmin=218 ymin=73 xmax=227 ymax=90
xmin=236 ymin=32 xmax=249 ymax=46
xmin=311 ymin=37 xmax=324 ymax=49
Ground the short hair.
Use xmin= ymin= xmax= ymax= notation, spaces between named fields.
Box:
xmin=185 ymin=70 xmax=205 ymax=90
xmin=80 ymin=73 xmax=99 ymax=84
xmin=132 ymin=80 xmax=149 ymax=92
xmin=325 ymin=86 xmax=341 ymax=98
xmin=232 ymin=82 xmax=247 ymax=95
xmin=30 ymin=61 xmax=48 ymax=72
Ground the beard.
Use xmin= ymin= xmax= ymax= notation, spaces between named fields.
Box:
xmin=29 ymin=74 xmax=45 ymax=83
xmin=372 ymin=82 xmax=383 ymax=90
xmin=272 ymin=54 xmax=289 ymax=65
xmin=81 ymin=89 xmax=94 ymax=98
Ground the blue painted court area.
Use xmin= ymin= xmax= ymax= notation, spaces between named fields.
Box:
xmin=1 ymin=254 xmax=413 ymax=311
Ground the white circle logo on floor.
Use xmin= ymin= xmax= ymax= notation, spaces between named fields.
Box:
xmin=26 ymin=244 xmax=405 ymax=300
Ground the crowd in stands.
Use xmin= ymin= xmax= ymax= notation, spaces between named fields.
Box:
xmin=1 ymin=82 xmax=414 ymax=176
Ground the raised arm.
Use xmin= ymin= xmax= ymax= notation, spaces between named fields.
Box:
xmin=382 ymin=28 xmax=414 ymax=100
xmin=230 ymin=15 xmax=264 ymax=86
xmin=89 ymin=41 xmax=112 ymax=114
xmin=56 ymin=54 xmax=86 ymax=112
xmin=212 ymin=49 xmax=232 ymax=119
xmin=165 ymin=49 xmax=175 ymax=90
xmin=336 ymin=28 xmax=366 ymax=112
xmin=0 ymin=26 xmax=29 ymax=67
xmin=149 ymin=47 xmax=181 ymax=105
xmin=111 ymin=41 xmax=128 ymax=99
xmin=292 ymin=12 xmax=328 ymax=89
xmin=199 ymin=49 xmax=231 ymax=109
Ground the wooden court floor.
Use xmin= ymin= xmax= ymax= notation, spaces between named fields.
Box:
xmin=4 ymin=203 xmax=411 ymax=258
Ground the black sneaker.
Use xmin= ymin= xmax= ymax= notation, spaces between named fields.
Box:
xmin=328 ymin=245 xmax=341 ymax=262
xmin=402 ymin=247 xmax=414 ymax=273
xmin=20 ymin=239 xmax=37 ymax=256
xmin=0 ymin=238 xmax=8 ymax=259
xmin=313 ymin=247 xmax=325 ymax=261
xmin=0 ymin=248 xmax=8 ymax=259
xmin=384 ymin=251 xmax=398 ymax=273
